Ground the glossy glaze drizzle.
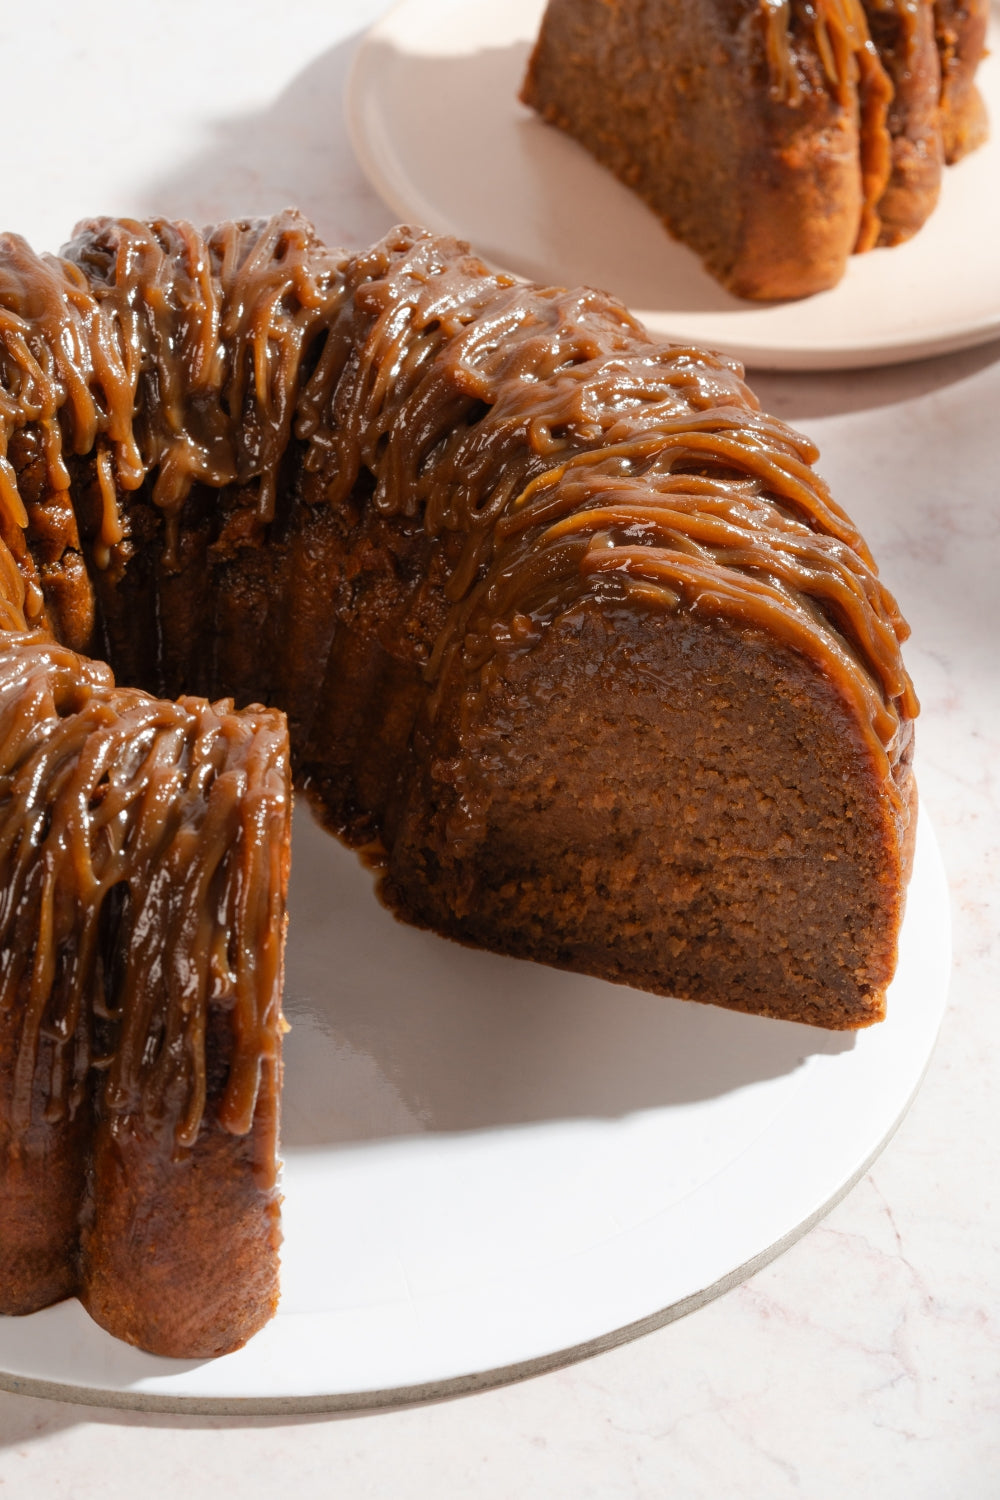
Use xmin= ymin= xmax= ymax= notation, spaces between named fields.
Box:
xmin=759 ymin=0 xmax=894 ymax=248
xmin=0 ymin=624 xmax=288 ymax=1143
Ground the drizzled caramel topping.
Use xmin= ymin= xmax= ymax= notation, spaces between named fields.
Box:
xmin=310 ymin=229 xmax=915 ymax=776
xmin=0 ymin=634 xmax=287 ymax=1144
xmin=758 ymin=0 xmax=894 ymax=248
xmin=0 ymin=216 xmax=346 ymax=564
xmin=0 ymin=214 xmax=916 ymax=1139
xmin=761 ymin=0 xmax=875 ymax=102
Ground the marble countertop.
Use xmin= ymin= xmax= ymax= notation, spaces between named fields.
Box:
xmin=1 ymin=2 xmax=998 ymax=1494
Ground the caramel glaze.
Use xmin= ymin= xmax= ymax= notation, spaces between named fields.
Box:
xmin=0 ymin=215 xmax=916 ymax=1331
xmin=310 ymin=229 xmax=916 ymax=790
xmin=0 ymin=627 xmax=287 ymax=1146
xmin=0 ymin=214 xmax=292 ymax=1140
xmin=761 ymin=0 xmax=895 ymax=250
xmin=762 ymin=0 xmax=990 ymax=250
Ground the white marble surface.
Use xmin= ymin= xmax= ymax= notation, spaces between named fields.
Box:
xmin=1 ymin=0 xmax=998 ymax=1493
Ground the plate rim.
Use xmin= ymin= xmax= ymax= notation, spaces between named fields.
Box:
xmin=0 ymin=1101 xmax=929 ymax=1417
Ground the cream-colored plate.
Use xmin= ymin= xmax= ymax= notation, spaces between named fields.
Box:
xmin=0 ymin=805 xmax=949 ymax=1413
xmin=347 ymin=0 xmax=1000 ymax=370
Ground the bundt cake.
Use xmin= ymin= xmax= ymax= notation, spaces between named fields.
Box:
xmin=521 ymin=0 xmax=990 ymax=299
xmin=0 ymin=212 xmax=917 ymax=1358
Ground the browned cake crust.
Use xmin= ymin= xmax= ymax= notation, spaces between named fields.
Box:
xmin=934 ymin=0 xmax=990 ymax=161
xmin=521 ymin=0 xmax=988 ymax=298
xmin=865 ymin=0 xmax=944 ymax=244
xmin=0 ymin=215 xmax=917 ymax=1354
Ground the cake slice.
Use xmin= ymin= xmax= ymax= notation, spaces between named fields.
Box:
xmin=521 ymin=0 xmax=988 ymax=298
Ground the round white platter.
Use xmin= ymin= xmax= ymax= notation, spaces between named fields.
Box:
xmin=0 ymin=802 xmax=949 ymax=1413
xmin=347 ymin=0 xmax=1000 ymax=371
